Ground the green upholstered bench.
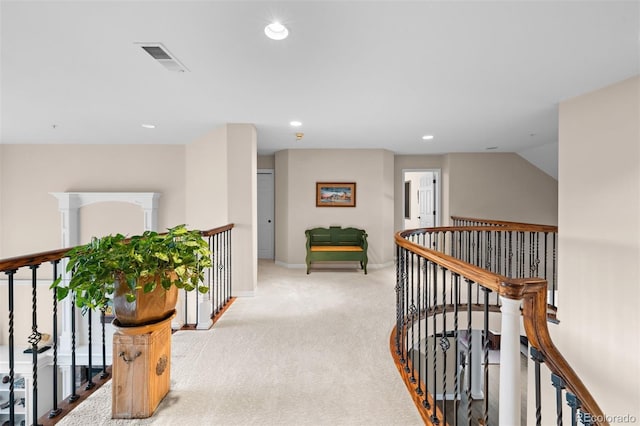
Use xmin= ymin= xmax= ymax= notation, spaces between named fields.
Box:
xmin=305 ymin=226 xmax=368 ymax=274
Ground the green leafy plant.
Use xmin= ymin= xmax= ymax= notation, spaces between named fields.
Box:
xmin=52 ymin=224 xmax=212 ymax=311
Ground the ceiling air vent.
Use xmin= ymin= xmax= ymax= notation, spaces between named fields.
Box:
xmin=136 ymin=42 xmax=189 ymax=72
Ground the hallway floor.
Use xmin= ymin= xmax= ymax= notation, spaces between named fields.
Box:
xmin=57 ymin=260 xmax=422 ymax=425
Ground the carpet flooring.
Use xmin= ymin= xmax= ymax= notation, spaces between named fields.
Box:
xmin=57 ymin=260 xmax=423 ymax=425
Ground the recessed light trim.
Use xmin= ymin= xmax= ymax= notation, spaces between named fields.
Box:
xmin=265 ymin=22 xmax=289 ymax=40
xmin=290 ymin=121 xmax=302 ymax=127
xmin=141 ymin=124 xmax=156 ymax=129
xmin=422 ymin=135 xmax=434 ymax=140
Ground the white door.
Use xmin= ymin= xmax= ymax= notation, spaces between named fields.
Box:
xmin=418 ymin=172 xmax=436 ymax=228
xmin=257 ymin=170 xmax=275 ymax=259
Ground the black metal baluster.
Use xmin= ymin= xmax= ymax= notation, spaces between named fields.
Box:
xmin=531 ymin=347 xmax=545 ymax=426
xmin=467 ymin=229 xmax=471 ymax=265
xmin=440 ymin=266 xmax=448 ymax=426
xmin=208 ymin=234 xmax=214 ymax=317
xmin=465 ymin=279 xmax=473 ymax=426
xmin=395 ymin=245 xmax=403 ymax=356
xmin=227 ymin=228 xmax=232 ymax=304
xmin=85 ymin=309 xmax=95 ymax=390
xmin=416 ymin=257 xmax=423 ymax=398
xmin=508 ymin=231 xmax=513 ymax=278
xmin=183 ymin=287 xmax=189 ymax=326
xmin=521 ymin=231 xmax=526 ymax=278
xmin=69 ymin=292 xmax=79 ymax=403
xmin=5 ymin=270 xmax=16 ymax=425
xmin=398 ymin=248 xmax=407 ymax=363
xmin=481 ymin=287 xmax=491 ymax=426
xmin=430 ymin=261 xmax=439 ymax=425
xmin=215 ymin=233 xmax=220 ymax=312
xmin=49 ymin=260 xmax=62 ymax=418
xmin=566 ymin=393 xmax=581 ymax=426
xmin=552 ymin=232 xmax=557 ymax=307
xmin=453 ymin=273 xmax=460 ymax=426
xmin=409 ymin=253 xmax=417 ymax=384
xmin=532 ymin=232 xmax=546 ymax=277
xmin=28 ymin=265 xmax=41 ymax=426
xmin=404 ymin=249 xmax=411 ymax=374
xmin=100 ymin=308 xmax=108 ymax=379
xmin=422 ymin=258 xmax=431 ymax=410
xmin=216 ymin=233 xmax=220 ymax=315
xmin=551 ymin=373 xmax=565 ymax=426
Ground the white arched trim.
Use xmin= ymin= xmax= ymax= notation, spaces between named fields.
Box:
xmin=50 ymin=192 xmax=161 ymax=247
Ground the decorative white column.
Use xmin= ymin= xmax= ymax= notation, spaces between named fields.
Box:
xmin=470 ymin=329 xmax=484 ymax=399
xmin=196 ymin=267 xmax=213 ymax=330
xmin=50 ymin=192 xmax=161 ymax=396
xmin=499 ymin=296 xmax=522 ymax=426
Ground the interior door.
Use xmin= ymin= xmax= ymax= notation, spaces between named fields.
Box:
xmin=257 ymin=170 xmax=275 ymax=259
xmin=418 ymin=173 xmax=435 ymax=228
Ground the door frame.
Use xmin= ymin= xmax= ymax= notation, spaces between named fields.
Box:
xmin=257 ymin=169 xmax=275 ymax=259
xmin=402 ymin=169 xmax=441 ymax=229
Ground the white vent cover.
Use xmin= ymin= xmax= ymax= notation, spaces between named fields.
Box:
xmin=136 ymin=42 xmax=189 ymax=72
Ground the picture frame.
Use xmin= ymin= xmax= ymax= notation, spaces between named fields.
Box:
xmin=316 ymin=182 xmax=356 ymax=207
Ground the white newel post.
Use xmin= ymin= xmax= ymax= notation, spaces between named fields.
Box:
xmin=197 ymin=266 xmax=213 ymax=330
xmin=50 ymin=192 xmax=160 ymax=397
xmin=499 ymin=296 xmax=522 ymax=426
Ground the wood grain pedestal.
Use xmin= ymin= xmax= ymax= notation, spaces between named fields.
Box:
xmin=111 ymin=311 xmax=175 ymax=419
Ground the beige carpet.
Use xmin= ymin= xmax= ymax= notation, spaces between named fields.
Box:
xmin=58 ymin=260 xmax=422 ymax=425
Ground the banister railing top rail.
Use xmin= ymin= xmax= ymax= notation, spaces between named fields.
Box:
xmin=450 ymin=215 xmax=558 ymax=231
xmin=394 ymin=226 xmax=605 ymax=425
xmin=0 ymin=224 xmax=235 ymax=271
xmin=396 ymin=231 xmax=522 ymax=298
xmin=399 ymin=221 xmax=560 ymax=311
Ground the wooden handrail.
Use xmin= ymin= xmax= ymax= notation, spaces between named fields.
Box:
xmin=521 ymin=281 xmax=607 ymax=425
xmin=395 ymin=231 xmax=527 ymax=300
xmin=200 ymin=223 xmax=234 ymax=237
xmin=450 ymin=215 xmax=558 ymax=231
xmin=404 ymin=223 xmax=558 ymax=236
xmin=0 ymin=224 xmax=235 ymax=272
xmin=395 ymin=225 xmax=607 ymax=426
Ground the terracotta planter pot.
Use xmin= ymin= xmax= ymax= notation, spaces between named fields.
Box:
xmin=113 ymin=274 xmax=178 ymax=326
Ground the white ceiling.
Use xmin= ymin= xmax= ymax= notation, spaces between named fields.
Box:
xmin=1 ymin=1 xmax=638 ymax=178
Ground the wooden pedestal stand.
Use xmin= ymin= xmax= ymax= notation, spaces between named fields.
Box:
xmin=111 ymin=311 xmax=175 ymax=419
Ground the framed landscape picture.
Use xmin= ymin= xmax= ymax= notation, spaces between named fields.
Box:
xmin=316 ymin=182 xmax=356 ymax=207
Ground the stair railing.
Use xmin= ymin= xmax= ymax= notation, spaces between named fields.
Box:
xmin=394 ymin=223 xmax=605 ymax=426
xmin=404 ymin=220 xmax=558 ymax=312
xmin=0 ymin=224 xmax=233 ymax=425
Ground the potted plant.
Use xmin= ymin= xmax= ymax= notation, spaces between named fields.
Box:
xmin=52 ymin=224 xmax=212 ymax=326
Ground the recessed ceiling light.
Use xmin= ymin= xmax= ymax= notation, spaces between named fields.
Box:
xmin=265 ymin=22 xmax=289 ymax=40
xmin=422 ymin=135 xmax=434 ymax=140
xmin=141 ymin=124 xmax=156 ymax=129
xmin=290 ymin=121 xmax=302 ymax=127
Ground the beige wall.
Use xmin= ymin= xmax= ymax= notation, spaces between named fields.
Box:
xmin=274 ymin=150 xmax=290 ymax=262
xmin=556 ymin=76 xmax=639 ymax=419
xmin=447 ymin=152 xmax=558 ymax=225
xmin=79 ymin=202 xmax=144 ymax=243
xmin=257 ymin=155 xmax=275 ymax=170
xmin=0 ymin=144 xmax=186 ymax=258
xmin=275 ymin=149 xmax=395 ymax=267
xmin=227 ymin=124 xmax=257 ymax=295
xmin=186 ymin=126 xmax=229 ymax=229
